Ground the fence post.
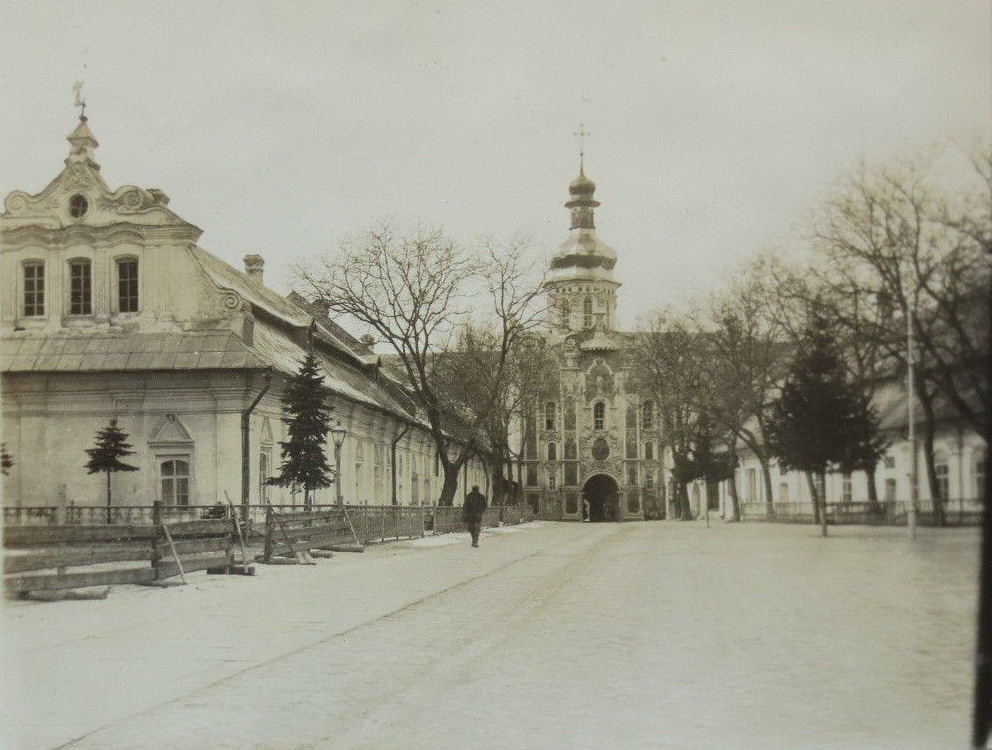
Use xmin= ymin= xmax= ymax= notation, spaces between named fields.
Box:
xmin=151 ymin=501 xmax=162 ymax=580
xmin=264 ymin=504 xmax=274 ymax=563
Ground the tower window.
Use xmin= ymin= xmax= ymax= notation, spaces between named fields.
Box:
xmin=69 ymin=194 xmax=89 ymax=218
xmin=583 ymin=298 xmax=593 ymax=329
xmin=545 ymin=402 xmax=557 ymax=430
xmin=69 ymin=260 xmax=92 ymax=315
xmin=23 ymin=262 xmax=45 ymax=317
xmin=593 ymin=402 xmax=605 ymax=430
xmin=642 ymin=401 xmax=655 ymax=430
xmin=645 ymin=442 xmax=654 ymax=460
xmin=117 ymin=258 xmax=139 ymax=313
xmin=547 ymin=442 xmax=557 ymax=461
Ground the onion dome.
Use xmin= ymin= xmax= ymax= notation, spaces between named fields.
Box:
xmin=569 ymin=168 xmax=596 ymax=196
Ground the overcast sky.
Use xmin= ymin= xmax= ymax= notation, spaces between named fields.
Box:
xmin=2 ymin=1 xmax=989 ymax=329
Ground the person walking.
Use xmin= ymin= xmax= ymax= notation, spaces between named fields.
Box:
xmin=462 ymin=485 xmax=488 ymax=548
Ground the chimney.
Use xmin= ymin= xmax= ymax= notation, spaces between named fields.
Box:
xmin=243 ymin=254 xmax=264 ymax=286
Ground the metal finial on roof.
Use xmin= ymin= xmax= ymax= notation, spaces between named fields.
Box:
xmin=574 ymin=122 xmax=590 ymax=173
xmin=72 ymin=80 xmax=87 ymax=121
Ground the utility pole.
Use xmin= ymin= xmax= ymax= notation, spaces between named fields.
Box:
xmin=906 ymin=292 xmax=918 ymax=540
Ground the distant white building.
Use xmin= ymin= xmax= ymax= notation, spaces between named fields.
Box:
xmin=1 ymin=113 xmax=488 ymax=512
xmin=699 ymin=379 xmax=986 ymax=522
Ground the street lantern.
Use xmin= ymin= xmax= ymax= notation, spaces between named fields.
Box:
xmin=330 ymin=421 xmax=348 ymax=506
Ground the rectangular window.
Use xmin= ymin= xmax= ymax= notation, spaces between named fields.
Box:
xmin=23 ymin=263 xmax=45 ymax=317
xmin=883 ymin=455 xmax=896 ymax=470
xmin=779 ymin=482 xmax=789 ymax=503
xmin=747 ymin=469 xmax=757 ymax=503
xmin=645 ymin=471 xmax=654 ymax=489
xmin=117 ymin=259 xmax=139 ymax=312
xmin=842 ymin=473 xmax=852 ymax=504
xmin=69 ymin=260 xmax=92 ymax=315
xmin=161 ymin=459 xmax=191 ymax=506
xmin=627 ymin=462 xmax=637 ymax=486
xmin=548 ymin=471 xmax=557 ymax=490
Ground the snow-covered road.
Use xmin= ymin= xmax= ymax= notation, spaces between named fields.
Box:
xmin=2 ymin=521 xmax=979 ymax=750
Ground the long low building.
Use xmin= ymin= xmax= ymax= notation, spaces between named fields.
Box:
xmin=1 ymin=113 xmax=488 ymax=512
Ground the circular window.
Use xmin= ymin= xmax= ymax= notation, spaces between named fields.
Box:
xmin=69 ymin=194 xmax=89 ymax=218
xmin=591 ymin=438 xmax=610 ymax=461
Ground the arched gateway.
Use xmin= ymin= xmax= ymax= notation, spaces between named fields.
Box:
xmin=582 ymin=473 xmax=620 ymax=522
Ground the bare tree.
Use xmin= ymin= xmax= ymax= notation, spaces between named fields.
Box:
xmin=813 ymin=156 xmax=992 ymax=525
xmin=694 ymin=267 xmax=787 ymax=518
xmin=301 ymin=226 xmax=545 ymax=506
xmin=629 ymin=309 xmax=711 ymax=520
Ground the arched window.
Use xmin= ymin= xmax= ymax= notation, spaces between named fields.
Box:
xmin=547 ymin=442 xmax=557 ymax=461
xmin=544 ymin=402 xmax=557 ymax=431
xmin=593 ymin=402 xmax=605 ymax=430
xmin=583 ymin=297 xmax=593 ymax=328
xmin=642 ymin=400 xmax=655 ymax=430
xmin=559 ymin=303 xmax=570 ymax=329
xmin=68 ymin=259 xmax=92 ymax=315
xmin=116 ymin=257 xmax=139 ymax=313
xmin=644 ymin=442 xmax=654 ymax=460
xmin=160 ymin=459 xmax=190 ymax=506
xmin=23 ymin=261 xmax=45 ymax=317
xmin=626 ymin=405 xmax=637 ymax=429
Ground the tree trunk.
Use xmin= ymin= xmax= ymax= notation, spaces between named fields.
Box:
xmin=438 ymin=464 xmax=461 ymax=507
xmin=677 ymin=482 xmax=693 ymax=520
xmin=304 ymin=487 xmax=311 ymax=510
xmin=805 ymin=471 xmax=826 ymax=535
xmin=106 ymin=471 xmax=112 ymax=525
xmin=489 ymin=455 xmax=508 ymax=505
xmin=758 ymin=454 xmax=776 ymax=518
xmin=726 ymin=470 xmax=741 ymax=522
xmin=864 ymin=464 xmax=880 ymax=513
xmin=916 ymin=380 xmax=945 ymax=527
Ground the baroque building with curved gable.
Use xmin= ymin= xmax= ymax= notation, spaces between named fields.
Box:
xmin=1 ymin=113 xmax=489 ymax=513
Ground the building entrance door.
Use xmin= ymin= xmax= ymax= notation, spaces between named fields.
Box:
xmin=583 ymin=474 xmax=620 ymax=522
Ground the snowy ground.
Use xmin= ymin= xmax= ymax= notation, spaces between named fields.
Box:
xmin=1 ymin=521 xmax=980 ymax=750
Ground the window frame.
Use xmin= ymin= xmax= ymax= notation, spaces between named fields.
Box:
xmin=22 ymin=260 xmax=46 ymax=318
xmin=159 ymin=456 xmax=192 ymax=506
xmin=583 ymin=297 xmax=593 ymax=329
xmin=593 ymin=401 xmax=605 ymax=430
xmin=68 ymin=257 xmax=93 ymax=316
xmin=115 ymin=256 xmax=140 ymax=314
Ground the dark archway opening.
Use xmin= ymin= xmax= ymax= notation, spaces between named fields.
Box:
xmin=582 ymin=474 xmax=620 ymax=522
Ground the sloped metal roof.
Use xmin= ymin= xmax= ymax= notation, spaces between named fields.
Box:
xmin=1 ymin=331 xmax=268 ymax=373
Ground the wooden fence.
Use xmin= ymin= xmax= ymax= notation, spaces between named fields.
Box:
xmin=259 ymin=506 xmax=359 ymax=562
xmin=3 ymin=503 xmax=243 ymax=597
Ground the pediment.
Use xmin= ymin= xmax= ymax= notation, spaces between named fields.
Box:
xmin=149 ymin=414 xmax=194 ymax=445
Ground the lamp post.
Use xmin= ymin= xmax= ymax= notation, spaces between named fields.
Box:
xmin=330 ymin=421 xmax=348 ymax=507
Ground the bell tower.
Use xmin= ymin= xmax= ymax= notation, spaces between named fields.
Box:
xmin=545 ymin=158 xmax=620 ymax=333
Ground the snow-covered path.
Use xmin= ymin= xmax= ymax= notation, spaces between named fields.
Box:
xmin=2 ymin=521 xmax=979 ymax=750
